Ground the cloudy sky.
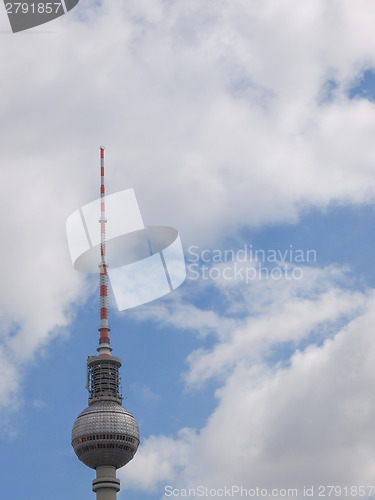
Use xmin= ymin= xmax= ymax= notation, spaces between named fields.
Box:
xmin=2 ymin=0 xmax=375 ymax=499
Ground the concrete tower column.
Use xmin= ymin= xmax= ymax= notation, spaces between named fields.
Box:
xmin=92 ymin=466 xmax=120 ymax=500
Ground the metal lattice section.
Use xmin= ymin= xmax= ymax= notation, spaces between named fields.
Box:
xmin=87 ymin=356 xmax=122 ymax=404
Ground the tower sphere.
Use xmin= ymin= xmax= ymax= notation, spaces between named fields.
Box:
xmin=72 ymin=401 xmax=140 ymax=469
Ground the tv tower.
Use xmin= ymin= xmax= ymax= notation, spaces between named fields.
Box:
xmin=72 ymin=147 xmax=140 ymax=499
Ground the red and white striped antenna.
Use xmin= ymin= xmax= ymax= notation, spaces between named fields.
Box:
xmin=97 ymin=146 xmax=112 ymax=357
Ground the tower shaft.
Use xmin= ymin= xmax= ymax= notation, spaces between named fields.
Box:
xmin=92 ymin=466 xmax=120 ymax=500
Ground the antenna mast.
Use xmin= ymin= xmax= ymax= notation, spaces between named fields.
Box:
xmin=98 ymin=146 xmax=111 ymax=356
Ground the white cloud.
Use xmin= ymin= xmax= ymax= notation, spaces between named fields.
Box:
xmin=130 ymin=382 xmax=161 ymax=403
xmin=184 ymin=265 xmax=367 ymax=387
xmin=122 ymin=427 xmax=197 ymax=492
xmin=0 ymin=349 xmax=20 ymax=412
xmin=191 ymin=302 xmax=375 ymax=491
xmin=1 ymin=0 xmax=375 ymax=247
xmin=120 ymin=266 xmax=375 ymax=496
xmin=0 ymin=154 xmax=90 ymax=409
xmin=133 ymin=262 xmax=366 ymax=386
xmin=1 ymin=2 xmax=375 ymax=488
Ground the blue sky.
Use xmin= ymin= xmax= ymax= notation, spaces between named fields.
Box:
xmin=3 ymin=1 xmax=375 ymax=499
xmin=8 ymin=201 xmax=375 ymax=500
